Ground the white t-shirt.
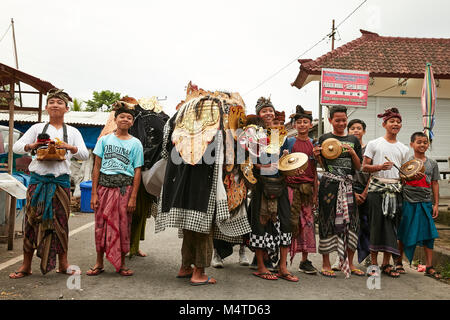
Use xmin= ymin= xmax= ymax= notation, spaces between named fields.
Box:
xmin=13 ymin=123 xmax=89 ymax=177
xmin=364 ymin=137 xmax=409 ymax=179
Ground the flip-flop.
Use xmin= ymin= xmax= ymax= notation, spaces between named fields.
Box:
xmin=117 ymin=268 xmax=134 ymax=276
xmin=86 ymin=267 xmax=105 ymax=276
xmin=252 ymin=272 xmax=278 ymax=280
xmin=9 ymin=271 xmax=32 ymax=279
xmin=190 ymin=277 xmax=216 ymax=286
xmin=351 ymin=268 xmax=365 ymax=276
xmin=276 ymin=273 xmax=299 ymax=282
xmin=176 ymin=273 xmax=193 ymax=279
xmin=395 ymin=264 xmax=407 ymax=274
xmin=320 ymin=270 xmax=336 ymax=278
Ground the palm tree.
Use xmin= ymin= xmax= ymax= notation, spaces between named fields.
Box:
xmin=71 ymin=98 xmax=84 ymax=111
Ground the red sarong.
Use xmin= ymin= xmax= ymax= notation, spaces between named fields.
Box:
xmin=95 ymin=185 xmax=132 ymax=272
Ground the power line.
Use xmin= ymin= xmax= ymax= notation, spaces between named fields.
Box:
xmin=243 ymin=0 xmax=368 ymax=97
xmin=0 ymin=24 xmax=11 ymax=44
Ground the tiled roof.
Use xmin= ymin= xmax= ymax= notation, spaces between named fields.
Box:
xmin=292 ymin=29 xmax=450 ymax=89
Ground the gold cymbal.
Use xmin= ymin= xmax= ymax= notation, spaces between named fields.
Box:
xmin=400 ymin=159 xmax=425 ymax=180
xmin=321 ymin=138 xmax=342 ymax=160
xmin=278 ymin=152 xmax=309 ymax=176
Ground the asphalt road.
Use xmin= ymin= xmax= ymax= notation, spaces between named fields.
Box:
xmin=0 ymin=212 xmax=449 ymax=300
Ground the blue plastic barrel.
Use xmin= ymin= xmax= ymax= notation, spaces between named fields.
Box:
xmin=80 ymin=181 xmax=94 ymax=213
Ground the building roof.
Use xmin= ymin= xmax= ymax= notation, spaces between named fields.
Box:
xmin=0 ymin=62 xmax=55 ymax=93
xmin=0 ymin=111 xmax=110 ymax=126
xmin=292 ymin=29 xmax=450 ymax=89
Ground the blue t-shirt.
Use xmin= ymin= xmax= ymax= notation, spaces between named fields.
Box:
xmin=93 ymin=133 xmax=144 ymax=177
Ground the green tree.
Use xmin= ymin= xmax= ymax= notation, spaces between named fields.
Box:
xmin=85 ymin=90 xmax=122 ymax=112
xmin=71 ymin=98 xmax=84 ymax=111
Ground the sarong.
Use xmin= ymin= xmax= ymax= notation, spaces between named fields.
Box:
xmin=287 ymin=183 xmax=316 ymax=264
xmin=318 ymin=172 xmax=358 ymax=278
xmin=397 ymin=201 xmax=438 ymax=263
xmin=249 ymin=178 xmax=292 ymax=264
xmin=24 ymin=174 xmax=71 ymax=274
xmin=129 ymin=182 xmax=154 ymax=256
xmin=367 ymin=178 xmax=402 ymax=256
xmin=95 ymin=182 xmax=133 ymax=272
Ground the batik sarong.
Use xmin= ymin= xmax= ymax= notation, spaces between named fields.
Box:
xmin=367 ymin=177 xmax=402 ymax=256
xmin=287 ymin=183 xmax=316 ymax=264
xmin=95 ymin=174 xmax=133 ymax=272
xmin=24 ymin=173 xmax=71 ymax=274
xmin=318 ymin=172 xmax=358 ymax=278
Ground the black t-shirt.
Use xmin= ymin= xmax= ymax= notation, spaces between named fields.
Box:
xmin=319 ymin=132 xmax=362 ymax=177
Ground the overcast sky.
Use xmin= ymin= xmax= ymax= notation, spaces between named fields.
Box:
xmin=1 ymin=0 xmax=449 ymax=118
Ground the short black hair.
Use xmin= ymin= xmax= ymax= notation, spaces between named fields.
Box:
xmin=114 ymin=106 xmax=135 ymax=119
xmin=347 ymin=119 xmax=366 ymax=131
xmin=410 ymin=131 xmax=428 ymax=143
xmin=329 ymin=106 xmax=347 ymax=119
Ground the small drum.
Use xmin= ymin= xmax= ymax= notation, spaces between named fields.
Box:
xmin=400 ymin=159 xmax=425 ymax=181
xmin=321 ymin=138 xmax=342 ymax=160
xmin=278 ymin=152 xmax=309 ymax=176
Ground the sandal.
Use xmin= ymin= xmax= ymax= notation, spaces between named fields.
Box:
xmin=395 ymin=263 xmax=406 ymax=274
xmin=86 ymin=267 xmax=105 ymax=276
xmin=9 ymin=271 xmax=32 ymax=279
xmin=351 ymin=268 xmax=365 ymax=276
xmin=276 ymin=273 xmax=299 ymax=282
xmin=320 ymin=270 xmax=336 ymax=278
xmin=424 ymin=266 xmax=442 ymax=280
xmin=117 ymin=268 xmax=134 ymax=276
xmin=381 ymin=264 xmax=400 ymax=278
xmin=190 ymin=277 xmax=216 ymax=286
xmin=252 ymin=272 xmax=278 ymax=280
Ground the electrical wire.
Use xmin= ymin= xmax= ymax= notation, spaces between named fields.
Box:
xmin=0 ymin=24 xmax=11 ymax=44
xmin=243 ymin=0 xmax=368 ymax=96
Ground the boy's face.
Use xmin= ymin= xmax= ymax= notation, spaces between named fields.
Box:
xmin=45 ymin=98 xmax=68 ymax=118
xmin=294 ymin=117 xmax=312 ymax=135
xmin=348 ymin=123 xmax=365 ymax=141
xmin=329 ymin=112 xmax=347 ymax=134
xmin=410 ymin=136 xmax=429 ymax=154
xmin=115 ymin=112 xmax=134 ymax=130
xmin=258 ymin=107 xmax=275 ymax=126
xmin=382 ymin=117 xmax=402 ymax=135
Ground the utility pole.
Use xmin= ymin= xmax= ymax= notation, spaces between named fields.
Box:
xmin=11 ymin=18 xmax=23 ymax=108
xmin=319 ymin=20 xmax=336 ymax=136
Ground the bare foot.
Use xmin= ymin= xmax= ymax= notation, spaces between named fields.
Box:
xmin=177 ymin=266 xmax=194 ymax=277
xmin=137 ymin=250 xmax=147 ymax=257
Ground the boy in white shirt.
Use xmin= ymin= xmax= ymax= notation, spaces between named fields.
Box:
xmin=362 ymin=108 xmax=409 ymax=278
xmin=9 ymin=88 xmax=89 ymax=279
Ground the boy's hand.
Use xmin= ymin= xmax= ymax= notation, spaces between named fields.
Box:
xmin=355 ymin=193 xmax=366 ymax=205
xmin=412 ymin=172 xmax=425 ymax=181
xmin=341 ymin=143 xmax=356 ymax=156
xmin=282 ymin=150 xmax=289 ymax=156
xmin=127 ymin=196 xmax=137 ymax=213
xmin=432 ymin=204 xmax=439 ymax=219
xmin=90 ymin=194 xmax=99 ymax=211
xmin=313 ymin=145 xmax=322 ymax=158
xmin=378 ymin=162 xmax=393 ymax=171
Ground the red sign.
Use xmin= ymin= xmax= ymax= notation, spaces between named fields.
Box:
xmin=320 ymin=68 xmax=370 ymax=108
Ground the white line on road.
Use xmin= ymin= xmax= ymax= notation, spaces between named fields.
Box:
xmin=0 ymin=221 xmax=95 ymax=271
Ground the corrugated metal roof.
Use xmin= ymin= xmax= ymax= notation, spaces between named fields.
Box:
xmin=0 ymin=62 xmax=55 ymax=93
xmin=0 ymin=111 xmax=110 ymax=126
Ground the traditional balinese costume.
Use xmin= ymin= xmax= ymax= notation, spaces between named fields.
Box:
xmin=12 ymin=89 xmax=89 ymax=274
xmin=92 ymin=108 xmax=144 ymax=272
xmin=317 ymin=132 xmax=362 ymax=278
xmin=281 ymin=106 xmax=317 ymax=264
xmin=156 ymin=85 xmax=252 ymax=271
xmin=248 ymin=98 xmax=292 ymax=265
xmin=398 ymin=157 xmax=440 ymax=263
xmin=365 ymin=110 xmax=409 ymax=257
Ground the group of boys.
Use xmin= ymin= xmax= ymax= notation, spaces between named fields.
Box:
xmin=8 ymin=89 xmax=442 ymax=284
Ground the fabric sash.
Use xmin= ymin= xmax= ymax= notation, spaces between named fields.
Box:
xmin=368 ymin=177 xmax=402 ymax=219
xmin=99 ymin=173 xmax=134 ymax=195
xmin=29 ymin=173 xmax=70 ymax=230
